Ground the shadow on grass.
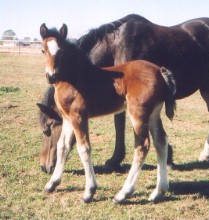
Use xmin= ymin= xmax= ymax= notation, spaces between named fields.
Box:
xmin=169 ymin=180 xmax=209 ymax=198
xmin=117 ymin=196 xmax=179 ymax=205
xmin=121 ymin=180 xmax=209 ymax=205
xmin=62 ymin=161 xmax=209 ymax=204
xmin=171 ymin=161 xmax=209 ymax=171
xmin=65 ymin=160 xmax=209 ymax=175
xmin=55 ymin=178 xmax=209 ymax=204
xmin=57 ymin=186 xmax=84 ymax=192
xmin=64 ymin=163 xmax=157 ymax=175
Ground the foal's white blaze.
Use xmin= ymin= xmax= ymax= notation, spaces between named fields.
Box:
xmin=45 ymin=40 xmax=60 ymax=76
xmin=47 ymin=40 xmax=59 ymax=56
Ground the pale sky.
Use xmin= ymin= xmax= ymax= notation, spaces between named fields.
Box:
xmin=0 ymin=0 xmax=209 ymax=40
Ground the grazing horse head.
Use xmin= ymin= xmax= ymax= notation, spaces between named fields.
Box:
xmin=37 ymin=86 xmax=63 ymax=174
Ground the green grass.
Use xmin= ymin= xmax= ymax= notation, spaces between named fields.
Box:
xmin=0 ymin=86 xmax=20 ymax=93
xmin=0 ymin=54 xmax=209 ymax=219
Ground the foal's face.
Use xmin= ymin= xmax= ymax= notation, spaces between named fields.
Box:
xmin=40 ymin=23 xmax=68 ymax=84
xmin=42 ymin=38 xmax=61 ymax=84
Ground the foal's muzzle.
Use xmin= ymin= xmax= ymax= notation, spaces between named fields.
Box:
xmin=40 ymin=165 xmax=55 ymax=174
xmin=46 ymin=73 xmax=57 ymax=84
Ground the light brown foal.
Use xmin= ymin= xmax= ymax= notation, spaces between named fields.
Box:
xmin=40 ymin=23 xmax=176 ymax=204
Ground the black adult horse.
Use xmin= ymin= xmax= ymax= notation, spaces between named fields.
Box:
xmin=85 ymin=14 xmax=209 ymax=163
xmin=38 ymin=14 xmax=209 ymax=174
xmin=112 ymin=16 xmax=209 ymax=163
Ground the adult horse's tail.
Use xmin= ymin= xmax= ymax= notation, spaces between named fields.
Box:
xmin=160 ymin=67 xmax=176 ymax=120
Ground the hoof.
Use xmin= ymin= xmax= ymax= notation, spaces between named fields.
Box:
xmin=82 ymin=195 xmax=94 ymax=203
xmin=113 ymin=189 xmax=134 ymax=204
xmin=148 ymin=189 xmax=165 ymax=202
xmin=82 ymin=187 xmax=97 ymax=203
xmin=104 ymin=160 xmax=125 ymax=173
xmin=112 ymin=197 xmax=125 ymax=205
xmin=104 ymin=162 xmax=120 ymax=170
xmin=112 ymin=197 xmax=120 ymax=205
xmin=44 ymin=180 xmax=61 ymax=193
xmin=198 ymin=154 xmax=209 ymax=162
xmin=44 ymin=184 xmax=55 ymax=193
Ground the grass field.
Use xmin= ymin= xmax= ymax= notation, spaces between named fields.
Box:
xmin=0 ymin=54 xmax=209 ymax=219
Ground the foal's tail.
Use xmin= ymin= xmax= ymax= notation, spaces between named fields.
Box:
xmin=160 ymin=67 xmax=176 ymax=120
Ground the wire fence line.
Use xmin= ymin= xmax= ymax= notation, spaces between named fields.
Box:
xmin=0 ymin=40 xmax=42 ymax=55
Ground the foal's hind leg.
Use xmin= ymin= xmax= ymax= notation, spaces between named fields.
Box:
xmin=199 ymin=136 xmax=209 ymax=161
xmin=199 ymin=87 xmax=209 ymax=161
xmin=149 ymin=104 xmax=169 ymax=201
xmin=114 ymin=109 xmax=150 ymax=204
xmin=45 ymin=119 xmax=74 ymax=192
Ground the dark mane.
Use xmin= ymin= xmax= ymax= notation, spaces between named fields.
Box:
xmin=38 ymin=86 xmax=56 ymax=127
xmin=76 ymin=14 xmax=149 ymax=54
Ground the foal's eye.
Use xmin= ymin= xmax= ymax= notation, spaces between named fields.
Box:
xmin=41 ymin=50 xmax=45 ymax=54
xmin=43 ymin=129 xmax=51 ymax=137
xmin=43 ymin=121 xmax=53 ymax=137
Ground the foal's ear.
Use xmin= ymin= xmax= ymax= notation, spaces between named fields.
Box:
xmin=40 ymin=23 xmax=48 ymax=39
xmin=37 ymin=103 xmax=62 ymax=121
xmin=59 ymin=24 xmax=68 ymax=39
xmin=37 ymin=103 xmax=50 ymax=114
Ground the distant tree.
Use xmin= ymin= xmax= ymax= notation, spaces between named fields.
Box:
xmin=2 ymin=30 xmax=16 ymax=40
xmin=33 ymin=38 xmax=39 ymax=41
xmin=23 ymin=37 xmax=31 ymax=41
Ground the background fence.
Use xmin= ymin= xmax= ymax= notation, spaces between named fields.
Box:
xmin=0 ymin=40 xmax=42 ymax=55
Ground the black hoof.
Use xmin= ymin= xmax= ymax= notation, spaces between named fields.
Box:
xmin=104 ymin=160 xmax=124 ymax=172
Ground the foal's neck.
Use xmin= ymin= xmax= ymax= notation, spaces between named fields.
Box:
xmin=64 ymin=42 xmax=109 ymax=80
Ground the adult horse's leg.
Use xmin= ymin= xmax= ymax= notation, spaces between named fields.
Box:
xmin=199 ymin=87 xmax=209 ymax=161
xmin=167 ymin=144 xmax=174 ymax=167
xmin=105 ymin=112 xmax=126 ymax=170
xmin=148 ymin=104 xmax=169 ymax=201
xmin=44 ymin=119 xmax=74 ymax=192
xmin=113 ymin=108 xmax=150 ymax=204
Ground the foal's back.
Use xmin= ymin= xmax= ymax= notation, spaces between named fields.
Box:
xmin=105 ymin=60 xmax=166 ymax=102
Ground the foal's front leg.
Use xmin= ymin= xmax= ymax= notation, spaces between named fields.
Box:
xmin=44 ymin=119 xmax=74 ymax=192
xmin=73 ymin=118 xmax=97 ymax=203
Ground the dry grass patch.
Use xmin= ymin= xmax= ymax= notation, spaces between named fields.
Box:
xmin=0 ymin=54 xmax=209 ymax=219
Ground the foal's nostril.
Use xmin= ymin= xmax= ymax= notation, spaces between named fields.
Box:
xmin=40 ymin=165 xmax=47 ymax=173
xmin=46 ymin=73 xmax=57 ymax=84
xmin=49 ymin=165 xmax=55 ymax=174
